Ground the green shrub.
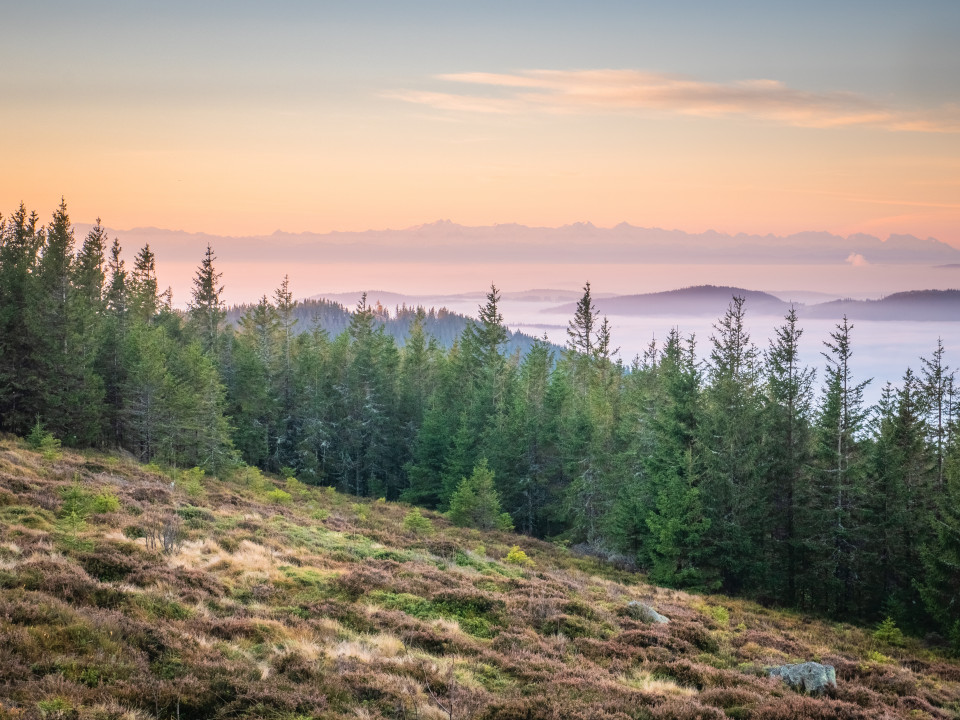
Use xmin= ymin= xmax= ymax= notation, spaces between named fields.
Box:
xmin=36 ymin=698 xmax=74 ymax=717
xmin=60 ymin=481 xmax=92 ymax=518
xmin=505 ymin=545 xmax=533 ymax=567
xmin=238 ymin=465 xmax=269 ymax=490
xmin=447 ymin=459 xmax=514 ymax=531
xmin=285 ymin=476 xmax=309 ymax=497
xmin=267 ymin=488 xmax=293 ymax=505
xmin=26 ymin=417 xmax=61 ymax=459
xmin=873 ymin=616 xmax=905 ymax=647
xmin=699 ymin=603 xmax=730 ymax=627
xmin=92 ymin=491 xmax=121 ymax=513
xmin=178 ymin=466 xmax=205 ymax=497
xmin=402 ymin=507 xmax=434 ymax=535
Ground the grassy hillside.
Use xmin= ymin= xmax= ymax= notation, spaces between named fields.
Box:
xmin=1 ymin=436 xmax=958 ymax=720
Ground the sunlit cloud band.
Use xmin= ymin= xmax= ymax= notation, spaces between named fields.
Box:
xmin=390 ymin=69 xmax=960 ymax=132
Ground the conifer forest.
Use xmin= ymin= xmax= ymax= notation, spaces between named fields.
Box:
xmin=2 ymin=201 xmax=958 ymax=648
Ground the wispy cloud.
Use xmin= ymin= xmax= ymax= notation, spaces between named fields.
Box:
xmin=389 ymin=70 xmax=960 ymax=132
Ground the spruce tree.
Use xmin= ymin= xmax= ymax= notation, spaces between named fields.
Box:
xmin=100 ymin=237 xmax=129 ymax=445
xmin=764 ymin=306 xmax=815 ymax=604
xmin=643 ymin=330 xmax=716 ymax=590
xmin=921 ymin=339 xmax=954 ymax=488
xmin=188 ymin=244 xmax=225 ymax=353
xmin=447 ymin=459 xmax=513 ymax=531
xmin=698 ymin=296 xmax=766 ymax=593
xmin=809 ymin=316 xmax=871 ymax=615
xmin=0 ymin=204 xmax=44 ymax=433
xmin=567 ymin=281 xmax=597 ymax=357
xmin=917 ymin=436 xmax=960 ymax=650
xmin=129 ymin=244 xmax=159 ymax=322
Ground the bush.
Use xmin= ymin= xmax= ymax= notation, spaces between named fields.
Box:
xmin=26 ymin=417 xmax=61 ymax=459
xmin=178 ymin=466 xmax=205 ymax=497
xmin=266 ymin=488 xmax=292 ymax=505
xmin=447 ymin=459 xmax=514 ymax=531
xmin=402 ymin=507 xmax=434 ymax=535
xmin=505 ymin=545 xmax=533 ymax=567
xmin=285 ymin=476 xmax=309 ymax=498
xmin=92 ymin=491 xmax=121 ymax=513
xmin=873 ymin=617 xmax=905 ymax=647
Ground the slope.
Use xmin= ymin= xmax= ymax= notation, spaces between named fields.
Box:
xmin=1 ymin=438 xmax=958 ymax=720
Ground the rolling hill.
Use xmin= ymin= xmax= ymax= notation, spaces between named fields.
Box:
xmin=547 ymin=286 xmax=792 ymax=318
xmin=802 ymin=290 xmax=960 ymax=321
xmin=1 ymin=438 xmax=958 ymax=719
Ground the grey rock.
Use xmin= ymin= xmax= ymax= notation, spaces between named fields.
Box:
xmin=627 ymin=601 xmax=669 ymax=624
xmin=768 ymin=662 xmax=837 ymax=696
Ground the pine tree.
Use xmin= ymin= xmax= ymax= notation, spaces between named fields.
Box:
xmin=809 ymin=316 xmax=871 ymax=615
xmin=921 ymin=339 xmax=954 ymax=488
xmin=129 ymin=244 xmax=159 ymax=322
xmin=122 ymin=323 xmax=177 ymax=463
xmin=173 ymin=342 xmax=235 ymax=472
xmin=868 ymin=371 xmax=933 ymax=624
xmin=29 ymin=200 xmax=104 ymax=444
xmin=567 ymin=282 xmax=597 ymax=357
xmin=917 ymin=435 xmax=960 ymax=650
xmin=643 ymin=330 xmax=716 ymax=590
xmin=698 ymin=296 xmax=767 ymax=593
xmin=447 ymin=459 xmax=513 ymax=531
xmin=0 ymin=204 xmax=44 ymax=433
xmin=100 ymin=237 xmax=129 ymax=445
xmin=510 ymin=337 xmax=560 ymax=536
xmin=188 ymin=244 xmax=225 ymax=353
xmin=272 ymin=275 xmax=298 ymax=452
xmin=330 ymin=295 xmax=399 ymax=497
xmin=764 ymin=306 xmax=815 ymax=604
xmin=230 ymin=296 xmax=279 ymax=466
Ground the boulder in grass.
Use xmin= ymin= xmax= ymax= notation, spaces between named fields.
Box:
xmin=627 ymin=601 xmax=669 ymax=624
xmin=768 ymin=662 xmax=837 ymax=696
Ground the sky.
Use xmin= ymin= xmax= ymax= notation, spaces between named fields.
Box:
xmin=3 ymin=1 xmax=960 ymax=248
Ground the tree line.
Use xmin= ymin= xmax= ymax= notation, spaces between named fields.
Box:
xmin=1 ymin=201 xmax=958 ymax=647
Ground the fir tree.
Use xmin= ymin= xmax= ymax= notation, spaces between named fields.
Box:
xmin=189 ymin=244 xmax=225 ymax=353
xmin=447 ymin=459 xmax=513 ymax=531
xmin=0 ymin=204 xmax=43 ymax=432
xmin=698 ymin=296 xmax=766 ymax=593
xmin=810 ymin=316 xmax=871 ymax=615
xmin=129 ymin=244 xmax=159 ymax=322
xmin=764 ymin=306 xmax=815 ymax=604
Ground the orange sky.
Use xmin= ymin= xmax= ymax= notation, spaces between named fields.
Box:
xmin=2 ymin=3 xmax=959 ymax=247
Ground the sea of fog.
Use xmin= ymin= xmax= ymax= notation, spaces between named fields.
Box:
xmin=450 ymin=298 xmax=958 ymax=409
xmin=153 ymin=258 xmax=959 ymax=407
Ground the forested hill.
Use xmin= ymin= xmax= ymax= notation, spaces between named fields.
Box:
xmin=803 ymin=289 xmax=960 ymax=321
xmin=549 ymin=285 xmax=790 ymax=317
xmin=225 ymin=297 xmax=556 ymax=355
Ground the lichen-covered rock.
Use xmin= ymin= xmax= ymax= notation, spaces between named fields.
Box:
xmin=768 ymin=661 xmax=837 ymax=696
xmin=627 ymin=601 xmax=669 ymax=624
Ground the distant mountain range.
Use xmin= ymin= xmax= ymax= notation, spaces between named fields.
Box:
xmin=546 ymin=285 xmax=960 ymax=322
xmin=76 ymin=221 xmax=960 ymax=266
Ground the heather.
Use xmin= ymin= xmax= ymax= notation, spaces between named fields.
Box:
xmin=1 ymin=439 xmax=958 ymax=719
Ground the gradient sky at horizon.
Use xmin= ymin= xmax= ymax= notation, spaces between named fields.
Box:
xmin=3 ymin=1 xmax=959 ymax=245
